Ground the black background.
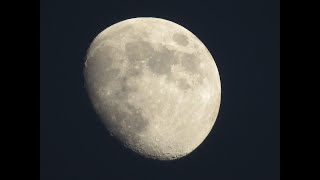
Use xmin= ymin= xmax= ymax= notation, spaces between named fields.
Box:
xmin=40 ymin=0 xmax=279 ymax=179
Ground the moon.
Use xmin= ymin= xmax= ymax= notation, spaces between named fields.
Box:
xmin=84 ymin=17 xmax=221 ymax=160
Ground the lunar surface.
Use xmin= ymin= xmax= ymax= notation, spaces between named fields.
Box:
xmin=84 ymin=17 xmax=221 ymax=160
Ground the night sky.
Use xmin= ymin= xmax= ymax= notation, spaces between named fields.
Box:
xmin=40 ymin=0 xmax=279 ymax=179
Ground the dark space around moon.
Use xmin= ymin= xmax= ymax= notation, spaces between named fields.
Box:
xmin=41 ymin=0 xmax=279 ymax=179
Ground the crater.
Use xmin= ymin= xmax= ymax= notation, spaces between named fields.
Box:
xmin=173 ymin=33 xmax=189 ymax=46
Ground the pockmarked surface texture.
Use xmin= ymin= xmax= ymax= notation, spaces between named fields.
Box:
xmin=84 ymin=17 xmax=221 ymax=160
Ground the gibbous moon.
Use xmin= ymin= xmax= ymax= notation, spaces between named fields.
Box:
xmin=84 ymin=17 xmax=221 ymax=160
